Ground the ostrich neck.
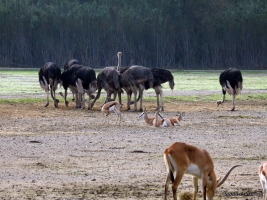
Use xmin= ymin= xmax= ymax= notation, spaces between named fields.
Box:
xmin=117 ymin=54 xmax=121 ymax=71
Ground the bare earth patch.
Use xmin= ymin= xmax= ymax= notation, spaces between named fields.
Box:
xmin=0 ymin=97 xmax=266 ymax=199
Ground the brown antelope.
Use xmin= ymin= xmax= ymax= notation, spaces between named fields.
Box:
xmin=139 ymin=108 xmax=163 ymax=125
xmin=164 ymin=142 xmax=241 ymax=200
xmin=169 ymin=112 xmax=185 ymax=126
xmin=101 ymin=101 xmax=121 ymax=125
xmin=259 ymin=161 xmax=267 ymax=200
xmin=153 ymin=110 xmax=171 ymax=127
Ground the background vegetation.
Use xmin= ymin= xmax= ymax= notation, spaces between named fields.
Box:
xmin=1 ymin=69 xmax=267 ymax=103
xmin=0 ymin=0 xmax=267 ymax=69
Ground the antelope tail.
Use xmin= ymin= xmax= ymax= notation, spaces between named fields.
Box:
xmin=164 ymin=154 xmax=175 ymax=183
xmin=217 ymin=165 xmax=241 ymax=187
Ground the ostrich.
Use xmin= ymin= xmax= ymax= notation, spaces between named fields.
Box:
xmin=61 ymin=64 xmax=97 ymax=109
xmin=75 ymin=66 xmax=97 ymax=109
xmin=62 ymin=59 xmax=82 ymax=101
xmin=119 ymin=65 xmax=154 ymax=111
xmin=143 ymin=68 xmax=174 ymax=111
xmin=217 ymin=68 xmax=243 ymax=111
xmin=63 ymin=59 xmax=81 ymax=71
xmin=61 ymin=64 xmax=83 ymax=107
xmin=91 ymin=52 xmax=128 ymax=108
xmin=38 ymin=62 xmax=61 ymax=107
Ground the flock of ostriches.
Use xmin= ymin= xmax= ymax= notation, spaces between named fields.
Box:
xmin=38 ymin=52 xmax=267 ymax=200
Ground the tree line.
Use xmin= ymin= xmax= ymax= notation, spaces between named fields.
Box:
xmin=0 ymin=0 xmax=267 ymax=69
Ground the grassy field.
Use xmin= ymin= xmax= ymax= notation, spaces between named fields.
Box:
xmin=0 ymin=68 xmax=267 ymax=103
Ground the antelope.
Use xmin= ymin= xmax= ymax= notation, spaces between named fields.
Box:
xmin=164 ymin=142 xmax=241 ymax=200
xmin=259 ymin=161 xmax=267 ymax=200
xmin=139 ymin=108 xmax=163 ymax=125
xmin=153 ymin=110 xmax=171 ymax=127
xmin=169 ymin=112 xmax=185 ymax=126
xmin=101 ymin=101 xmax=121 ymax=125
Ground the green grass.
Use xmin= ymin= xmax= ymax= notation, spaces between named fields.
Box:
xmin=1 ymin=68 xmax=267 ymax=103
xmin=166 ymin=70 xmax=267 ymax=91
xmin=0 ymin=97 xmax=46 ymax=103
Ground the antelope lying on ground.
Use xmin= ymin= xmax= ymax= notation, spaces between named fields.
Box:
xmin=169 ymin=112 xmax=185 ymax=126
xmin=153 ymin=110 xmax=171 ymax=127
xmin=259 ymin=161 xmax=267 ymax=200
xmin=164 ymin=142 xmax=241 ymax=200
xmin=102 ymin=101 xmax=121 ymax=125
xmin=139 ymin=108 xmax=162 ymax=125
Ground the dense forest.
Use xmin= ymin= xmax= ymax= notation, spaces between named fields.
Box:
xmin=0 ymin=0 xmax=267 ymax=69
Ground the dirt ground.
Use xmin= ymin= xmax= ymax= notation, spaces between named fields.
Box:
xmin=0 ymin=94 xmax=266 ymax=200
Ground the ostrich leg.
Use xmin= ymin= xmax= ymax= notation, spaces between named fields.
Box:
xmin=226 ymin=80 xmax=235 ymax=111
xmin=44 ymin=85 xmax=49 ymax=107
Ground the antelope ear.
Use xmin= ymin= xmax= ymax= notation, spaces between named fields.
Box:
xmin=216 ymin=177 xmax=221 ymax=183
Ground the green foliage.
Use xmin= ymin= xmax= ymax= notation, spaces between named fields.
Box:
xmin=0 ymin=0 xmax=267 ymax=68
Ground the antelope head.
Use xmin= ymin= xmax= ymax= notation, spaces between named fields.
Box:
xmin=177 ymin=111 xmax=185 ymax=122
xmin=139 ymin=107 xmax=147 ymax=118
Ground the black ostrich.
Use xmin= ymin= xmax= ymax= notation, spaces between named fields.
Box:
xmin=38 ymin=62 xmax=61 ymax=107
xmin=61 ymin=64 xmax=97 ymax=109
xmin=62 ymin=59 xmax=82 ymax=101
xmin=75 ymin=66 xmax=97 ymax=109
xmin=143 ymin=68 xmax=174 ymax=111
xmin=61 ymin=64 xmax=83 ymax=107
xmin=63 ymin=59 xmax=81 ymax=71
xmin=120 ymin=65 xmax=154 ymax=111
xmin=91 ymin=52 xmax=128 ymax=108
xmin=217 ymin=68 xmax=243 ymax=111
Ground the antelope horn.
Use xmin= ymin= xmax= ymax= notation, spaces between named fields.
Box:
xmin=158 ymin=113 xmax=164 ymax=119
xmin=217 ymin=165 xmax=241 ymax=187
xmin=176 ymin=111 xmax=181 ymax=116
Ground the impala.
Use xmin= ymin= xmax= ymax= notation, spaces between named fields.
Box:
xmin=164 ymin=142 xmax=241 ymax=200
xmin=101 ymin=101 xmax=121 ymax=125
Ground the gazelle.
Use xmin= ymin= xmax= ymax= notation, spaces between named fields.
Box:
xmin=259 ymin=161 xmax=267 ymax=200
xmin=169 ymin=112 xmax=185 ymax=126
xmin=164 ymin=142 xmax=241 ymax=200
xmin=139 ymin=108 xmax=163 ymax=125
xmin=101 ymin=101 xmax=121 ymax=125
xmin=153 ymin=110 xmax=171 ymax=127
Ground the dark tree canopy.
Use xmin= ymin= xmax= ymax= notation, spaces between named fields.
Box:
xmin=0 ymin=0 xmax=267 ymax=69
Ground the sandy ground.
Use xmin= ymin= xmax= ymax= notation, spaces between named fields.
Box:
xmin=0 ymin=94 xmax=266 ymax=200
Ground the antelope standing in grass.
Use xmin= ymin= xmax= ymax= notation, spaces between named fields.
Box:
xmin=164 ymin=142 xmax=241 ymax=200
xmin=102 ymin=101 xmax=121 ymax=125
xmin=259 ymin=161 xmax=267 ymax=200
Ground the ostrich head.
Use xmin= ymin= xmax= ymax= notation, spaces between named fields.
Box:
xmin=216 ymin=100 xmax=223 ymax=107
